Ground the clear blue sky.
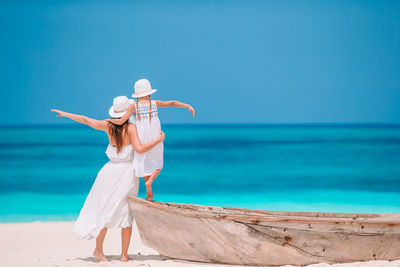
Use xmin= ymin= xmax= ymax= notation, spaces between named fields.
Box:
xmin=1 ymin=0 xmax=399 ymax=124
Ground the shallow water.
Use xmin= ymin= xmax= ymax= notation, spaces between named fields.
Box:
xmin=1 ymin=124 xmax=399 ymax=222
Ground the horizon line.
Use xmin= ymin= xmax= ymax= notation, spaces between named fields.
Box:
xmin=1 ymin=122 xmax=400 ymax=129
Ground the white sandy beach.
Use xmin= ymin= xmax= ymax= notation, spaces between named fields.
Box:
xmin=0 ymin=221 xmax=398 ymax=267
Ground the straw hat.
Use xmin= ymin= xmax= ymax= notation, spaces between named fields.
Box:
xmin=132 ymin=79 xmax=157 ymax=98
xmin=108 ymin=96 xmax=134 ymax=118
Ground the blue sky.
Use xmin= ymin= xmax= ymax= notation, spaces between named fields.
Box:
xmin=1 ymin=0 xmax=399 ymax=124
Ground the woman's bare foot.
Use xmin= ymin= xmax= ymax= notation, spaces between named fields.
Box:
xmin=145 ymin=181 xmax=153 ymax=201
xmin=121 ymin=255 xmax=132 ymax=262
xmin=93 ymin=250 xmax=108 ymax=261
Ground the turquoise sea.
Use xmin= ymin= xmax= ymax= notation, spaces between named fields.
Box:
xmin=1 ymin=124 xmax=400 ymax=222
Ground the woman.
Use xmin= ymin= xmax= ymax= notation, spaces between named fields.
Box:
xmin=51 ymin=96 xmax=165 ymax=262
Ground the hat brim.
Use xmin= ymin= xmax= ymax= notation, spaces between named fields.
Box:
xmin=131 ymin=89 xmax=157 ymax=98
xmin=108 ymin=99 xmax=135 ymax=118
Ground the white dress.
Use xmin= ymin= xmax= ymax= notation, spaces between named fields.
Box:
xmin=133 ymin=100 xmax=163 ymax=177
xmin=73 ymin=144 xmax=139 ymax=240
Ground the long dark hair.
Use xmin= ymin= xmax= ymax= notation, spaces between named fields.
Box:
xmin=107 ymin=120 xmax=129 ymax=153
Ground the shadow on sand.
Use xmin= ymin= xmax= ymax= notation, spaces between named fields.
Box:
xmin=76 ymin=253 xmax=168 ymax=262
xmin=75 ymin=254 xmax=217 ymax=266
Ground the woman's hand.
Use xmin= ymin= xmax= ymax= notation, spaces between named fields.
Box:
xmin=51 ymin=109 xmax=67 ymax=117
xmin=159 ymin=131 xmax=165 ymax=142
xmin=188 ymin=105 xmax=195 ymax=117
xmin=50 ymin=109 xmax=107 ymax=131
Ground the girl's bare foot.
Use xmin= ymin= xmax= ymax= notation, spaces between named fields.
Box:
xmin=145 ymin=181 xmax=153 ymax=200
xmin=93 ymin=250 xmax=108 ymax=261
xmin=121 ymin=255 xmax=133 ymax=262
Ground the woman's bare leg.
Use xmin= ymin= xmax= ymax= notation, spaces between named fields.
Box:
xmin=145 ymin=169 xmax=161 ymax=201
xmin=93 ymin=228 xmax=108 ymax=261
xmin=121 ymin=226 xmax=133 ymax=262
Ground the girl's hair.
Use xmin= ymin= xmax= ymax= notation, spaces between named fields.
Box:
xmin=107 ymin=120 xmax=129 ymax=153
xmin=135 ymin=95 xmax=152 ymax=122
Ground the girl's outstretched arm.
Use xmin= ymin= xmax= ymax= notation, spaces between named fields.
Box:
xmin=51 ymin=109 xmax=108 ymax=131
xmin=106 ymin=103 xmax=136 ymax=125
xmin=155 ymin=100 xmax=195 ymax=117
xmin=128 ymin=124 xmax=165 ymax=154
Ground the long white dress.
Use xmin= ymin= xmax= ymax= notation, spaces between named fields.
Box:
xmin=133 ymin=100 xmax=163 ymax=177
xmin=73 ymin=144 xmax=139 ymax=240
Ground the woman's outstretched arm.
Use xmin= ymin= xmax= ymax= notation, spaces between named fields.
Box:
xmin=51 ymin=109 xmax=108 ymax=131
xmin=155 ymin=100 xmax=195 ymax=117
xmin=128 ymin=124 xmax=165 ymax=154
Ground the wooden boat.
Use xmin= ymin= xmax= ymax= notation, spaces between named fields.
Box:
xmin=128 ymin=196 xmax=400 ymax=266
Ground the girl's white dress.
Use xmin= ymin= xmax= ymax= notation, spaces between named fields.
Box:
xmin=133 ymin=100 xmax=163 ymax=177
xmin=73 ymin=144 xmax=139 ymax=240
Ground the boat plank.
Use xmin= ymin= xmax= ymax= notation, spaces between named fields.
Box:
xmin=128 ymin=197 xmax=400 ymax=266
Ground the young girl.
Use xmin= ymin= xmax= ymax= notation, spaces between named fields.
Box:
xmin=109 ymin=79 xmax=195 ymax=200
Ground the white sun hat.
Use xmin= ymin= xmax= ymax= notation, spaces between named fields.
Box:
xmin=132 ymin=78 xmax=157 ymax=98
xmin=108 ymin=96 xmax=134 ymax=118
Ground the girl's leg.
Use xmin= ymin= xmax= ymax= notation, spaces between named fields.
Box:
xmin=144 ymin=176 xmax=150 ymax=199
xmin=145 ymin=169 xmax=161 ymax=201
xmin=94 ymin=227 xmax=108 ymax=261
xmin=121 ymin=226 xmax=133 ymax=262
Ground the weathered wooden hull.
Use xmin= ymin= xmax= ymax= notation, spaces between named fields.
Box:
xmin=128 ymin=197 xmax=400 ymax=266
